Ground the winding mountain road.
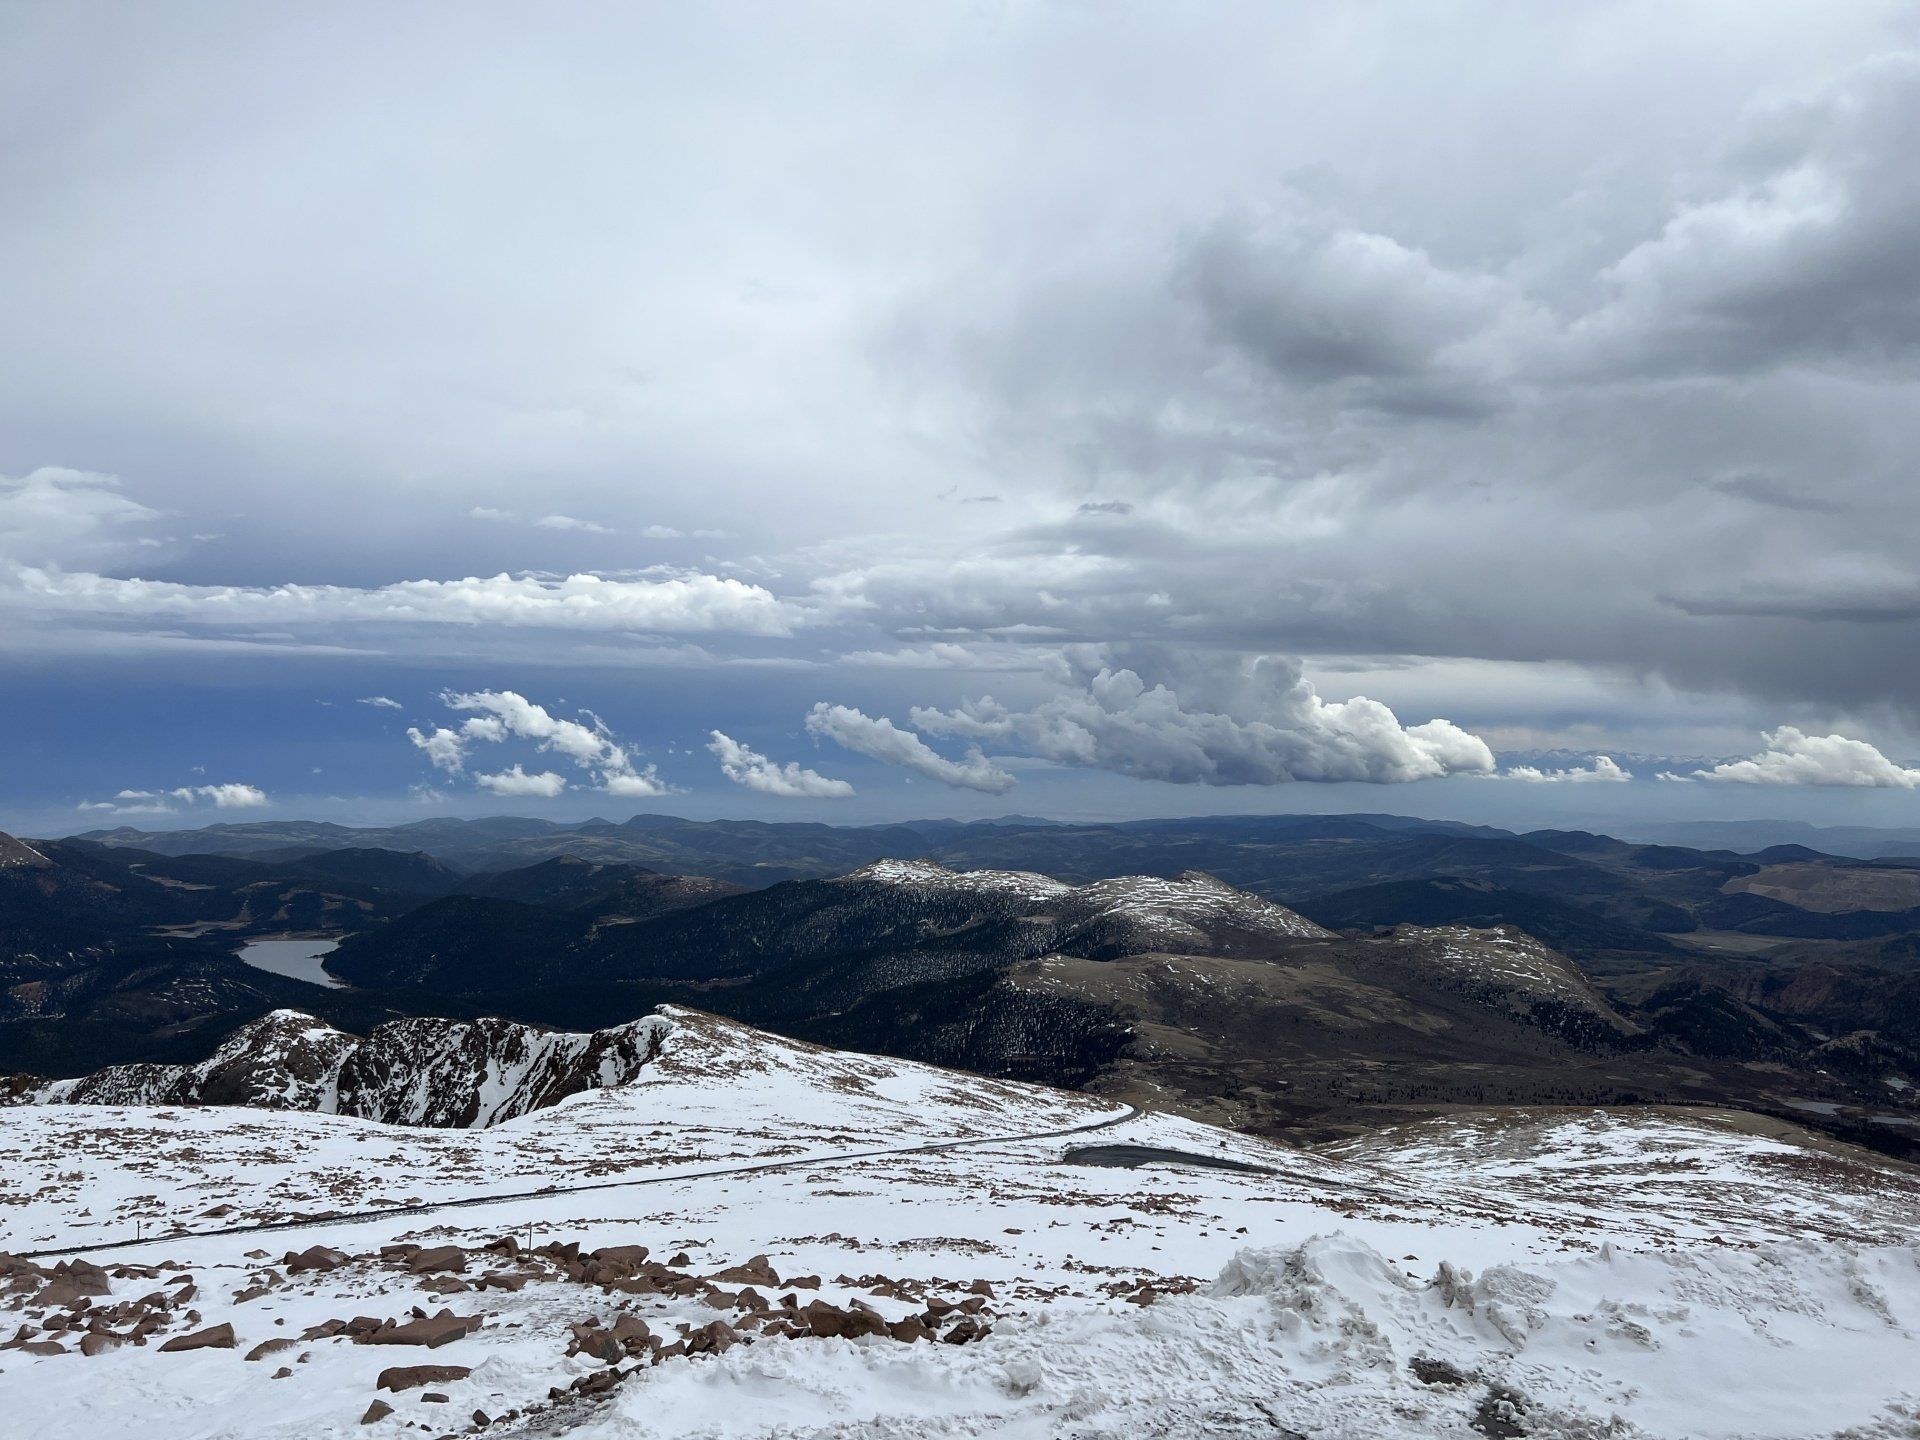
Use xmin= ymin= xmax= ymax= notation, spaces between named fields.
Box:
xmin=20 ymin=1102 xmax=1143 ymax=1261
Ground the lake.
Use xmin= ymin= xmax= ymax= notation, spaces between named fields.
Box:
xmin=236 ymin=936 xmax=347 ymax=988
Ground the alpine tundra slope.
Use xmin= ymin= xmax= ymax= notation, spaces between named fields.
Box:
xmin=3 ymin=1006 xmax=1919 ymax=1439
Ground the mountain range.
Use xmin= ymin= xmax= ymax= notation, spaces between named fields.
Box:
xmin=6 ymin=812 xmax=1920 ymax=1159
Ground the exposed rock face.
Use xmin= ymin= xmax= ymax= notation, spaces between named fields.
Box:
xmin=18 ymin=1008 xmax=672 ymax=1127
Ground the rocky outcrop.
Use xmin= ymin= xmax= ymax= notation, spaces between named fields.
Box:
xmin=15 ymin=1008 xmax=673 ymax=1127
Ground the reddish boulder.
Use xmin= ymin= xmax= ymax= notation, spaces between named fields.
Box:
xmin=375 ymin=1363 xmax=471 ymax=1392
xmin=159 ymin=1323 xmax=236 ymax=1353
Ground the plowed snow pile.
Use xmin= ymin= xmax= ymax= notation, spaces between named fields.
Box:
xmin=2 ymin=1006 xmax=1917 ymax=1439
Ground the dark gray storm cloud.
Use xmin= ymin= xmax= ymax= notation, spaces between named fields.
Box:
xmin=3 ymin=2 xmax=1919 ymax=824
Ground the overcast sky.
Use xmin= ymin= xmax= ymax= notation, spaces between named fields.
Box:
xmin=6 ymin=2 xmax=1920 ymax=836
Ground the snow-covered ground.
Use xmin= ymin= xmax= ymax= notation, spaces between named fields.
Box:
xmin=3 ymin=1007 xmax=1918 ymax=1438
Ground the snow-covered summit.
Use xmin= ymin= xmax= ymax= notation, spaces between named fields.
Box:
xmin=833 ymin=858 xmax=1330 ymax=952
xmin=835 ymin=856 xmax=1071 ymax=899
xmin=1060 ymin=870 xmax=1334 ymax=948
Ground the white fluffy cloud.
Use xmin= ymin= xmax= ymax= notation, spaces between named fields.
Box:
xmin=909 ymin=649 xmax=1494 ymax=787
xmin=473 ymin=765 xmax=568 ymax=798
xmin=406 ymin=726 xmax=468 ymax=773
xmin=78 ymin=781 xmax=269 ymax=816
xmin=11 ymin=567 xmax=797 ymax=637
xmin=708 ymin=731 xmax=854 ymax=798
xmin=1691 ymin=727 xmax=1920 ymax=787
xmin=1503 ymin=756 xmax=1634 ymax=784
xmin=406 ymin=689 xmax=673 ymax=798
xmin=534 ymin=514 xmax=614 ymax=534
xmin=805 ymin=703 xmax=1016 ymax=794
xmin=358 ymin=695 xmax=402 ymax=709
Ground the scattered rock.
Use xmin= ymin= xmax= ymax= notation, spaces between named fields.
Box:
xmin=360 ymin=1400 xmax=394 ymax=1423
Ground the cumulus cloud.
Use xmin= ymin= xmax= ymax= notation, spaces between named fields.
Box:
xmin=473 ymin=765 xmax=568 ymax=797
xmin=534 ymin=514 xmax=614 ymax=533
xmin=407 ymin=725 xmax=468 ymax=772
xmin=405 ymin=689 xmax=674 ymax=797
xmin=78 ymin=781 xmax=269 ymax=816
xmin=708 ymin=730 xmax=854 ymax=798
xmin=909 ymin=648 xmax=1494 ymax=787
xmin=805 ymin=703 xmax=1016 ymax=793
xmin=1503 ymin=756 xmax=1634 ymax=784
xmin=11 ymin=568 xmax=798 ymax=637
xmin=358 ymin=695 xmax=402 ymax=709
xmin=1690 ymin=727 xmax=1920 ymax=787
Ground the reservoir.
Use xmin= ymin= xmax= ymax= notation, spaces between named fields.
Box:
xmin=236 ymin=936 xmax=346 ymax=988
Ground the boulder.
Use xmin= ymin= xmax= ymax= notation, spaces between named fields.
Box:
xmin=359 ymin=1400 xmax=394 ymax=1423
xmin=709 ymin=1254 xmax=780 ymax=1288
xmin=405 ymin=1246 xmax=467 ymax=1275
xmin=160 ymin=1323 xmax=237 ymax=1353
xmin=284 ymin=1246 xmax=350 ymax=1275
xmin=361 ymin=1311 xmax=482 ymax=1349
xmin=375 ymin=1363 xmax=471 ymax=1392
xmin=245 ymin=1337 xmax=300 ymax=1361
xmin=685 ymin=1320 xmax=738 ymax=1355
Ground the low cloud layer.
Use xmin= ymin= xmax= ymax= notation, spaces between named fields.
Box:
xmin=79 ymin=782 xmax=269 ymax=817
xmin=1503 ymin=757 xmax=1634 ymax=785
xmin=12 ymin=565 xmax=795 ymax=638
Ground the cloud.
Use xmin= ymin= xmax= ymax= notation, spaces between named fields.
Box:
xmin=469 ymin=507 xmax=515 ymax=522
xmin=357 ymin=695 xmax=403 ymax=709
xmin=1502 ymin=756 xmax=1634 ymax=784
xmin=708 ymin=730 xmax=854 ymax=798
xmin=1690 ymin=726 xmax=1920 ymax=787
xmin=909 ymin=647 xmax=1494 ymax=786
xmin=534 ymin=514 xmax=614 ymax=534
xmin=409 ymin=689 xmax=674 ymax=797
xmin=175 ymin=782 xmax=269 ymax=809
xmin=805 ymin=703 xmax=1016 ymax=793
xmin=407 ymin=725 xmax=468 ymax=772
xmin=0 ymin=468 xmax=162 ymax=565
xmin=78 ymin=781 xmax=269 ymax=816
xmin=1572 ymin=53 xmax=1920 ymax=376
xmin=842 ymin=642 xmax=1051 ymax=671
xmin=12 ymin=567 xmax=798 ymax=637
xmin=1182 ymin=208 xmax=1544 ymax=413
xmin=473 ymin=765 xmax=568 ymax=797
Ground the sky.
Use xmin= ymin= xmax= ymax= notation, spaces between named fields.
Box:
xmin=6 ymin=2 xmax=1920 ymax=838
